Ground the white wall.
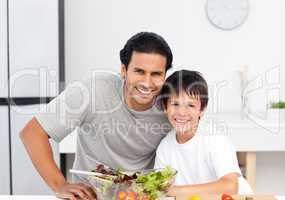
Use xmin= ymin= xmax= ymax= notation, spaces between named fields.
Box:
xmin=64 ymin=0 xmax=285 ymax=194
xmin=65 ymin=0 xmax=285 ymax=111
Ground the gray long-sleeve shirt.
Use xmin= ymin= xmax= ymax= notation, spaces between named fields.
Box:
xmin=35 ymin=73 xmax=171 ymax=182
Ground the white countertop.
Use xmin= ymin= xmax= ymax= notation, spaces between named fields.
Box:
xmin=0 ymin=196 xmax=284 ymax=200
xmin=0 ymin=196 xmax=174 ymax=200
xmin=59 ymin=112 xmax=285 ymax=153
xmin=0 ymin=196 xmax=59 ymax=200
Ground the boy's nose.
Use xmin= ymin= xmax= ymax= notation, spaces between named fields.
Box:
xmin=177 ymin=105 xmax=188 ymax=115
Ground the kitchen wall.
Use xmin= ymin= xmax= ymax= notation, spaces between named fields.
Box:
xmin=63 ymin=0 xmax=285 ymax=194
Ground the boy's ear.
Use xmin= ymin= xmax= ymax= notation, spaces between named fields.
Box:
xmin=121 ymin=64 xmax=127 ymax=79
xmin=162 ymin=103 xmax=167 ymax=113
xmin=157 ymin=99 xmax=166 ymax=112
xmin=199 ymin=107 xmax=207 ymax=118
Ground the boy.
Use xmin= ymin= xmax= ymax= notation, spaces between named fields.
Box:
xmin=155 ymin=70 xmax=253 ymax=197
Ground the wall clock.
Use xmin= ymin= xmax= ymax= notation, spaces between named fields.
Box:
xmin=206 ymin=0 xmax=249 ymax=30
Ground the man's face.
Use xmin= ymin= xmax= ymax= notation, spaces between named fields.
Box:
xmin=166 ymin=91 xmax=203 ymax=135
xmin=121 ymin=51 xmax=167 ymax=111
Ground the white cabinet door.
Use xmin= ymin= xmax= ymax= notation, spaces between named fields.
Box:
xmin=0 ymin=0 xmax=8 ymax=98
xmin=0 ymin=106 xmax=11 ymax=194
xmin=8 ymin=0 xmax=59 ymax=98
xmin=10 ymin=104 xmax=59 ymax=195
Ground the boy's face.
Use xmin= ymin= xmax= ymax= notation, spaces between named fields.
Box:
xmin=166 ymin=91 xmax=204 ymax=135
xmin=121 ymin=51 xmax=167 ymax=111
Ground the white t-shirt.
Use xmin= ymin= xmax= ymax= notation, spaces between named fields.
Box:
xmin=154 ymin=129 xmax=253 ymax=194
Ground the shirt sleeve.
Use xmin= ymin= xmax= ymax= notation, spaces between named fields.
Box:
xmin=208 ymin=136 xmax=242 ymax=179
xmin=35 ymin=79 xmax=92 ymax=142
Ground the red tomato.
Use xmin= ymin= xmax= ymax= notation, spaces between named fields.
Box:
xmin=127 ymin=192 xmax=137 ymax=200
xmin=221 ymin=194 xmax=233 ymax=200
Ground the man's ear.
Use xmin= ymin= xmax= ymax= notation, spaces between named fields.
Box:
xmin=121 ymin=64 xmax=127 ymax=79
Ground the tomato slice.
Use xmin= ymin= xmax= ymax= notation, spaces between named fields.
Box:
xmin=221 ymin=194 xmax=233 ymax=200
xmin=189 ymin=195 xmax=201 ymax=200
xmin=117 ymin=191 xmax=127 ymax=200
xmin=127 ymin=192 xmax=137 ymax=200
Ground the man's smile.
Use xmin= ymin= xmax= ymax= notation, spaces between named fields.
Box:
xmin=135 ymin=86 xmax=155 ymax=96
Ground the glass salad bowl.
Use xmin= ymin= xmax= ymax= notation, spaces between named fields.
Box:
xmin=83 ymin=164 xmax=177 ymax=200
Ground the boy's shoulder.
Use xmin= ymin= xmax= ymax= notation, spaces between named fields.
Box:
xmin=158 ymin=130 xmax=176 ymax=148
xmin=198 ymin=134 xmax=236 ymax=154
xmin=203 ymin=134 xmax=233 ymax=144
xmin=198 ymin=133 xmax=232 ymax=143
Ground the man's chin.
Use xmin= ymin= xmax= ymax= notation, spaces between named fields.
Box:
xmin=133 ymin=96 xmax=155 ymax=106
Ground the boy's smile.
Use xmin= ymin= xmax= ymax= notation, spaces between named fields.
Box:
xmin=166 ymin=91 xmax=204 ymax=136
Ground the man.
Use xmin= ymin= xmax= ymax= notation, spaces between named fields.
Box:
xmin=20 ymin=32 xmax=173 ymax=200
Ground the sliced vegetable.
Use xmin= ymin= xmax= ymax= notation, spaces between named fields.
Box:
xmin=189 ymin=195 xmax=202 ymax=200
xmin=221 ymin=194 xmax=233 ymax=200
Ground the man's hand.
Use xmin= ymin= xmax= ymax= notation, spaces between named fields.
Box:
xmin=55 ymin=182 xmax=97 ymax=200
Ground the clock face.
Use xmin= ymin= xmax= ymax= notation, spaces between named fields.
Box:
xmin=206 ymin=0 xmax=249 ymax=30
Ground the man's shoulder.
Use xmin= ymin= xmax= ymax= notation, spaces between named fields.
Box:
xmin=81 ymin=73 xmax=122 ymax=99
xmin=86 ymin=73 xmax=121 ymax=87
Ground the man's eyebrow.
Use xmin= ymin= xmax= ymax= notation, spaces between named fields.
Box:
xmin=133 ymin=67 xmax=145 ymax=71
xmin=151 ymin=71 xmax=164 ymax=74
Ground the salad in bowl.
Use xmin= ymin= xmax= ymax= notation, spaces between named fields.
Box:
xmin=80 ymin=164 xmax=177 ymax=200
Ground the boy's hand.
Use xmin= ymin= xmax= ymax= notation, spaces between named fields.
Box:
xmin=167 ymin=185 xmax=179 ymax=197
xmin=55 ymin=182 xmax=97 ymax=200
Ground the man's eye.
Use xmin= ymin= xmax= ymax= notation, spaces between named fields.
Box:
xmin=152 ymin=72 xmax=162 ymax=76
xmin=135 ymin=70 xmax=144 ymax=74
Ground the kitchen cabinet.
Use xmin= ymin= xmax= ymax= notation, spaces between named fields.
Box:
xmin=10 ymin=104 xmax=59 ymax=194
xmin=0 ymin=0 xmax=8 ymax=98
xmin=0 ymin=106 xmax=11 ymax=194
xmin=0 ymin=0 xmax=64 ymax=195
xmin=8 ymin=0 xmax=59 ymax=98
xmin=0 ymin=0 xmax=10 ymax=194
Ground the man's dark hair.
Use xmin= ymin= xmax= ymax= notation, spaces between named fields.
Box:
xmin=159 ymin=70 xmax=208 ymax=111
xmin=120 ymin=32 xmax=173 ymax=71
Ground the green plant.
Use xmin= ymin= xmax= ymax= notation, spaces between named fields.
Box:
xmin=270 ymin=101 xmax=285 ymax=109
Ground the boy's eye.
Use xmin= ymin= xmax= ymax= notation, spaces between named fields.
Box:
xmin=188 ymin=104 xmax=195 ymax=108
xmin=170 ymin=102 xmax=179 ymax=106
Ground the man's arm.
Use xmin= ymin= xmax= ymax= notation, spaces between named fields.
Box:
xmin=167 ymin=173 xmax=238 ymax=197
xmin=20 ymin=117 xmax=96 ymax=200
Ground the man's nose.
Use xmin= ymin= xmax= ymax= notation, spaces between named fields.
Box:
xmin=141 ymin=74 xmax=153 ymax=88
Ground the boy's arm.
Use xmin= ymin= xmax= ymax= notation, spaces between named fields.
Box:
xmin=167 ymin=172 xmax=238 ymax=197
xmin=20 ymin=117 xmax=96 ymax=200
